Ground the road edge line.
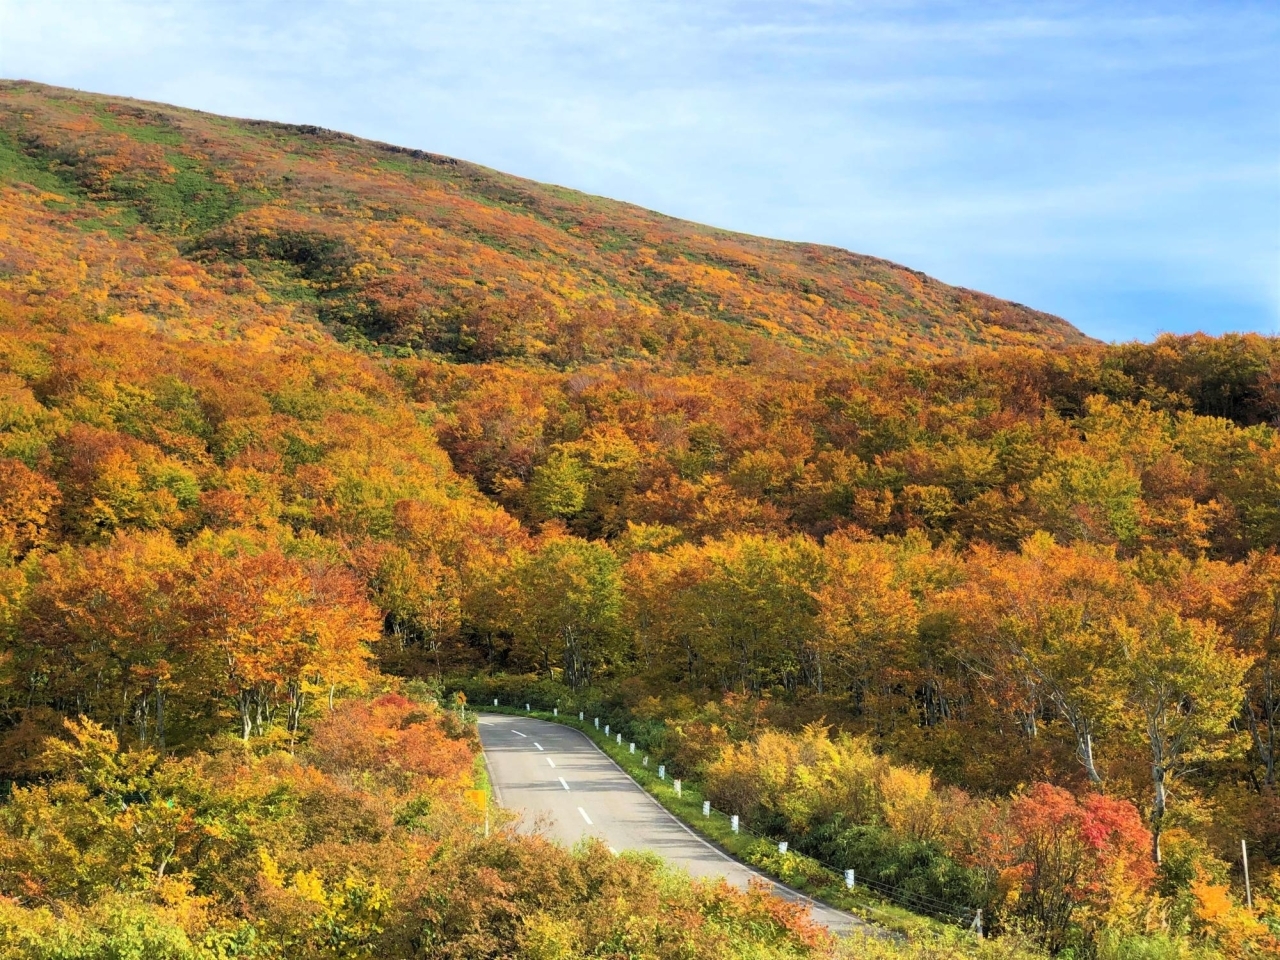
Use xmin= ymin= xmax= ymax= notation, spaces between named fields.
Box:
xmin=479 ymin=711 xmax=867 ymax=933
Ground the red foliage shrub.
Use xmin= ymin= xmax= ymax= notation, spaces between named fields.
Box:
xmin=993 ymin=783 xmax=1154 ymax=949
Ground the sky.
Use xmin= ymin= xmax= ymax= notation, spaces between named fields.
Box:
xmin=0 ymin=1 xmax=1276 ymax=342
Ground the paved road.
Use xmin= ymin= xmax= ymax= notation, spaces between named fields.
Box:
xmin=477 ymin=713 xmax=865 ymax=935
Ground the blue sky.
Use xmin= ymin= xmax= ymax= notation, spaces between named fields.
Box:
xmin=1 ymin=1 xmax=1276 ymax=342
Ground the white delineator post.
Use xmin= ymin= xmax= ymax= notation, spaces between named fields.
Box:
xmin=658 ymin=765 xmax=665 ymax=780
xmin=604 ymin=724 xmax=609 ymax=735
xmin=553 ymin=708 xmax=558 ymax=716
xmin=844 ymin=869 xmax=855 ymax=890
xmin=579 ymin=712 xmax=584 ymax=721
xmin=702 ymin=801 xmax=710 ymax=817
xmin=731 ymin=815 xmax=739 ymax=833
xmin=616 ymin=733 xmax=622 ymax=745
xmin=778 ymin=841 xmax=788 ymax=854
xmin=1243 ymin=838 xmax=1253 ymax=909
xmin=525 ymin=703 xmax=530 ymax=712
xmin=674 ymin=779 xmax=681 ymax=797
xmin=629 ymin=742 xmax=635 ymax=754
xmin=493 ymin=698 xmax=498 ymax=706
xmin=594 ymin=717 xmax=599 ymax=728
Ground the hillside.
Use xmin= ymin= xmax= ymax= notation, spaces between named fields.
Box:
xmin=2 ymin=80 xmax=1279 ymax=958
xmin=0 ymin=80 xmax=1089 ymax=365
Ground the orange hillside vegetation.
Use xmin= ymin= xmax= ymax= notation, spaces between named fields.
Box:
xmin=0 ymin=79 xmax=1090 ymax=365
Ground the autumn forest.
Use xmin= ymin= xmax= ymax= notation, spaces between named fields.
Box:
xmin=0 ymin=80 xmax=1277 ymax=958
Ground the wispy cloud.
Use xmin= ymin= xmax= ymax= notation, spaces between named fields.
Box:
xmin=0 ymin=0 xmax=1276 ymax=339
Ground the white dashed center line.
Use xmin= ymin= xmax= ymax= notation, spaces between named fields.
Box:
xmin=546 ymin=757 xmax=555 ymax=767
xmin=534 ymin=743 xmax=543 ymax=751
xmin=558 ymin=777 xmax=570 ymax=791
xmin=578 ymin=807 xmax=593 ymax=825
xmin=513 ymin=730 xmax=527 ymax=738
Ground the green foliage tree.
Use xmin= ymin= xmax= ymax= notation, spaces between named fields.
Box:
xmin=509 ymin=535 xmax=623 ymax=689
xmin=528 ymin=451 xmax=589 ymax=521
xmin=1116 ymin=613 xmax=1251 ymax=863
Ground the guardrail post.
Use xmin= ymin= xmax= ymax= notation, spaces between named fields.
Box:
xmin=579 ymin=711 xmax=584 ymax=721
xmin=493 ymin=698 xmax=498 ymax=706
xmin=616 ymin=733 xmax=622 ymax=744
xmin=629 ymin=742 xmax=635 ymax=754
xmin=845 ymin=869 xmax=855 ymax=890
xmin=731 ymin=815 xmax=739 ymax=833
xmin=658 ymin=764 xmax=665 ymax=780
xmin=702 ymin=801 xmax=710 ymax=817
xmin=778 ymin=841 xmax=788 ymax=854
xmin=525 ymin=703 xmax=530 ymax=712
xmin=553 ymin=708 xmax=558 ymax=716
xmin=604 ymin=724 xmax=609 ymax=734
xmin=674 ymin=779 xmax=681 ymax=797
xmin=594 ymin=717 xmax=599 ymax=728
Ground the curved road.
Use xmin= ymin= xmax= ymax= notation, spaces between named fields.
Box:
xmin=477 ymin=713 xmax=865 ymax=935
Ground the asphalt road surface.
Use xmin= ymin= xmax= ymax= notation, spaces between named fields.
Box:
xmin=477 ymin=713 xmax=866 ymax=935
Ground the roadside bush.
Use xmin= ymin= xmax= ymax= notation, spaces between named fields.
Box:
xmin=802 ymin=820 xmax=989 ymax=917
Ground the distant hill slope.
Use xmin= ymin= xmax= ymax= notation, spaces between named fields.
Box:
xmin=0 ymin=80 xmax=1089 ymax=365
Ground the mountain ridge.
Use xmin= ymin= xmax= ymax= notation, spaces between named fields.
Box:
xmin=0 ymin=79 xmax=1091 ymax=365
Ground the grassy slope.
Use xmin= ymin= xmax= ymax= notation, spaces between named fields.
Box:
xmin=0 ymin=79 xmax=1090 ymax=366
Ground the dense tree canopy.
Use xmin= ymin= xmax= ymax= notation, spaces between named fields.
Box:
xmin=1 ymin=82 xmax=1279 ymax=957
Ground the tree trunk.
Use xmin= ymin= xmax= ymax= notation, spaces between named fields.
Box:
xmin=1246 ymin=667 xmax=1277 ymax=788
xmin=1052 ymin=692 xmax=1104 ymax=785
xmin=156 ymin=683 xmax=166 ymax=752
xmin=287 ymin=680 xmax=305 ymax=754
xmin=1077 ymin=727 xmax=1104 ymax=786
xmin=562 ymin=626 xmax=581 ymax=691
xmin=287 ymin=679 xmax=304 ymax=734
xmin=239 ymin=689 xmax=253 ymax=742
xmin=1151 ymin=764 xmax=1166 ymax=864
